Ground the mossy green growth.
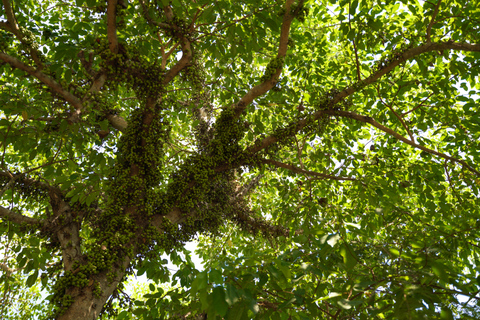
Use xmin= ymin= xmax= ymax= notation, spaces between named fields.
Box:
xmin=50 ymin=102 xmax=171 ymax=315
xmin=291 ymin=3 xmax=310 ymax=22
xmin=161 ymin=106 xmax=250 ymax=238
xmin=91 ymin=104 xmax=171 ymax=258
xmin=50 ymin=262 xmax=97 ymax=316
xmin=260 ymin=56 xmax=285 ymax=82
xmin=95 ymin=38 xmax=165 ymax=99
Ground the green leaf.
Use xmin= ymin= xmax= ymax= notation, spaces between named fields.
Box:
xmin=212 ymin=286 xmax=229 ymax=316
xmin=337 ymin=298 xmax=362 ymax=310
xmin=340 ymin=243 xmax=358 ymax=270
xmin=314 ymin=292 xmax=342 ymax=302
xmin=430 ymin=260 xmax=449 ymax=283
xmin=227 ymin=303 xmax=246 ymax=320
xmin=26 ymin=270 xmax=38 ymax=287
xmin=209 ymin=269 xmax=223 ymax=284
xmin=225 ymin=283 xmax=239 ymax=305
xmin=326 ymin=234 xmax=341 ymax=247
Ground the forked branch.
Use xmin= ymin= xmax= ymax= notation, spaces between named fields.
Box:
xmin=244 ymin=40 xmax=480 ymax=173
xmin=233 ymin=0 xmax=303 ymax=117
xmin=0 ymin=52 xmax=83 ymax=111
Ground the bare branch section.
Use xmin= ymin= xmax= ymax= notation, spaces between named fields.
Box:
xmin=0 ymin=205 xmax=41 ymax=226
xmin=77 ymin=70 xmax=128 ymax=132
xmin=51 ymin=199 xmax=83 ymax=272
xmin=0 ymin=21 xmax=10 ymax=31
xmin=79 ymin=72 xmax=128 ymax=133
xmin=1 ymin=0 xmax=18 ymax=29
xmin=107 ymin=0 xmax=119 ymax=53
xmin=106 ymin=114 xmax=128 ymax=132
xmin=323 ymin=110 xmax=480 ymax=176
xmin=0 ymin=52 xmax=83 ymax=111
xmin=233 ymin=0 xmax=302 ymax=117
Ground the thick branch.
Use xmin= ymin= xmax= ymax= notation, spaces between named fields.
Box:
xmin=1 ymin=0 xmax=18 ymax=30
xmin=260 ymin=159 xmax=356 ymax=181
xmin=75 ymin=71 xmax=128 ymax=132
xmin=106 ymin=114 xmax=128 ymax=132
xmin=107 ymin=0 xmax=119 ymax=53
xmin=245 ymin=41 xmax=480 ymax=156
xmin=233 ymin=0 xmax=301 ymax=117
xmin=326 ymin=41 xmax=480 ymax=108
xmin=58 ymin=256 xmax=132 ymax=320
xmin=52 ymin=199 xmax=83 ymax=272
xmin=0 ymin=205 xmax=41 ymax=225
xmin=0 ymin=21 xmax=11 ymax=32
xmin=0 ymin=52 xmax=83 ymax=110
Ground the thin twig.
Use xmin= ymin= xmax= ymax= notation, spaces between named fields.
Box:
xmin=426 ymin=0 xmax=443 ymax=43
xmin=260 ymin=159 xmax=356 ymax=181
xmin=401 ymin=92 xmax=434 ymax=116
xmin=324 ymin=110 xmax=480 ymax=176
xmin=376 ymin=85 xmax=415 ymax=142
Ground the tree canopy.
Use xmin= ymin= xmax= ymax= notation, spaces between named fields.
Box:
xmin=1 ymin=0 xmax=480 ymax=319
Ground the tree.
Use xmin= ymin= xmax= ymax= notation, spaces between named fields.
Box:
xmin=1 ymin=0 xmax=480 ymax=318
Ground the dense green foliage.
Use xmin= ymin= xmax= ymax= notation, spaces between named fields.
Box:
xmin=1 ymin=0 xmax=480 ymax=319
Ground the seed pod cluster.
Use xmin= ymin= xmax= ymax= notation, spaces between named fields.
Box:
xmin=290 ymin=3 xmax=310 ymax=23
xmin=260 ymin=57 xmax=285 ymax=82
xmin=95 ymin=38 xmax=165 ymax=99
xmin=0 ymin=31 xmax=14 ymax=51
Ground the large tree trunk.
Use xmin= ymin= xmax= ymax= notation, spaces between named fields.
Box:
xmin=58 ymin=260 xmax=130 ymax=320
